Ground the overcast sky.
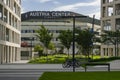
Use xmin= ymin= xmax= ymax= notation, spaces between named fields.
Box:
xmin=22 ymin=0 xmax=100 ymax=19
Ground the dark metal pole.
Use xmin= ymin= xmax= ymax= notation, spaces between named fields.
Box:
xmin=73 ymin=16 xmax=75 ymax=72
xmin=92 ymin=15 xmax=95 ymax=59
xmin=92 ymin=15 xmax=95 ymax=31
xmin=116 ymin=30 xmax=118 ymax=56
xmin=31 ymin=38 xmax=33 ymax=59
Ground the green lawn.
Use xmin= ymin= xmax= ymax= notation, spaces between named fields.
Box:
xmin=39 ymin=72 xmax=120 ymax=80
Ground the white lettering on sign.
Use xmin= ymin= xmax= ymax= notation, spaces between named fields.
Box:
xmin=29 ymin=12 xmax=72 ymax=17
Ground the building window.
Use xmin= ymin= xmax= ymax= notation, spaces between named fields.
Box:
xmin=56 ymin=38 xmax=58 ymax=41
xmin=9 ymin=12 xmax=11 ymax=25
xmin=0 ymin=25 xmax=2 ymax=40
xmin=108 ymin=0 xmax=113 ymax=2
xmin=12 ymin=16 xmax=14 ymax=27
xmin=103 ymin=0 xmax=106 ymax=4
xmin=3 ymin=0 xmax=7 ymax=4
xmin=15 ymin=18 xmax=17 ymax=28
xmin=115 ymin=4 xmax=120 ymax=15
xmin=6 ymin=28 xmax=9 ymax=41
xmin=116 ymin=19 xmax=120 ymax=30
xmin=102 ymin=7 xmax=106 ymax=17
xmin=0 ymin=4 xmax=3 ymax=20
xmin=103 ymin=20 xmax=111 ymax=31
xmin=108 ymin=7 xmax=113 ymax=16
xmin=3 ymin=8 xmax=7 ymax=22
xmin=13 ymin=2 xmax=16 ymax=13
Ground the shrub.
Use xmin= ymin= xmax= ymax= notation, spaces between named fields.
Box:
xmin=90 ymin=57 xmax=120 ymax=62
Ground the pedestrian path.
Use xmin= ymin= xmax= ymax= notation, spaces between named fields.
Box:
xmin=109 ymin=60 xmax=120 ymax=69
xmin=0 ymin=60 xmax=120 ymax=70
xmin=12 ymin=60 xmax=29 ymax=63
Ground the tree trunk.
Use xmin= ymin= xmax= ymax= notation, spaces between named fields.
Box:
xmin=68 ymin=49 xmax=69 ymax=58
xmin=114 ymin=44 xmax=117 ymax=57
xmin=45 ymin=47 xmax=48 ymax=62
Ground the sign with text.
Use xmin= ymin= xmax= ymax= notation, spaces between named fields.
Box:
xmin=21 ymin=11 xmax=81 ymax=21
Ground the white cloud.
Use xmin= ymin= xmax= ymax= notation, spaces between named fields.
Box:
xmin=38 ymin=0 xmax=56 ymax=3
xmin=53 ymin=0 xmax=100 ymax=19
xmin=53 ymin=1 xmax=60 ymax=5
xmin=88 ymin=11 xmax=100 ymax=19
xmin=53 ymin=0 xmax=100 ymax=11
xmin=22 ymin=0 xmax=27 ymax=2
xmin=21 ymin=7 xmax=26 ymax=13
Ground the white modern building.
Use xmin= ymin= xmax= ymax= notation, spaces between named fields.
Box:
xmin=101 ymin=0 xmax=120 ymax=57
xmin=0 ymin=0 xmax=21 ymax=63
xmin=21 ymin=11 xmax=100 ymax=60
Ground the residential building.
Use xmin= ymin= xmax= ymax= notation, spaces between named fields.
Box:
xmin=0 ymin=0 xmax=21 ymax=63
xmin=101 ymin=0 xmax=120 ymax=57
xmin=21 ymin=11 xmax=100 ymax=60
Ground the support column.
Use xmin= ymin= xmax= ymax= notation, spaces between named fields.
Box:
xmin=4 ymin=46 xmax=6 ymax=63
xmin=1 ymin=45 xmax=4 ymax=64
xmin=0 ymin=45 xmax=1 ymax=64
xmin=10 ymin=46 xmax=13 ymax=62
xmin=108 ymin=48 xmax=110 ymax=57
xmin=6 ymin=46 xmax=9 ymax=63
xmin=113 ymin=47 xmax=116 ymax=56
xmin=12 ymin=47 xmax=15 ymax=62
xmin=16 ymin=48 xmax=20 ymax=61
xmin=101 ymin=46 xmax=104 ymax=57
xmin=9 ymin=46 xmax=12 ymax=63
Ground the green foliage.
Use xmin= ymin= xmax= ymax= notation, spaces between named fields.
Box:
xmin=28 ymin=55 xmax=68 ymax=64
xmin=28 ymin=54 xmax=120 ymax=64
xmin=101 ymin=30 xmax=120 ymax=56
xmin=101 ymin=30 xmax=120 ymax=45
xmin=58 ymin=30 xmax=72 ymax=57
xmin=34 ymin=45 xmax=43 ymax=57
xmin=48 ymin=42 xmax=55 ymax=50
xmin=57 ymin=46 xmax=64 ymax=54
xmin=90 ymin=57 xmax=120 ymax=62
xmin=39 ymin=72 xmax=120 ymax=80
xmin=75 ymin=29 xmax=94 ymax=57
xmin=34 ymin=45 xmax=43 ymax=52
xmin=36 ymin=25 xmax=53 ymax=49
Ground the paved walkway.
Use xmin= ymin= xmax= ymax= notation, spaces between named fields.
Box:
xmin=12 ymin=60 xmax=29 ymax=63
xmin=109 ymin=60 xmax=120 ymax=69
xmin=0 ymin=60 xmax=120 ymax=70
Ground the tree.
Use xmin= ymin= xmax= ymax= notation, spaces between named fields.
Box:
xmin=36 ymin=25 xmax=53 ymax=56
xmin=48 ymin=42 xmax=55 ymax=54
xmin=58 ymin=30 xmax=73 ymax=57
xmin=101 ymin=30 xmax=120 ymax=56
xmin=48 ymin=42 xmax=55 ymax=50
xmin=75 ymin=28 xmax=94 ymax=58
xmin=34 ymin=45 xmax=43 ymax=57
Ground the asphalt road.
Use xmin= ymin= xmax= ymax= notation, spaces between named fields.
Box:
xmin=0 ymin=61 xmax=120 ymax=80
xmin=0 ymin=69 xmax=43 ymax=80
xmin=0 ymin=68 xmax=110 ymax=80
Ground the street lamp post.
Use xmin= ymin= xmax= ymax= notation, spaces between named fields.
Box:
xmin=116 ymin=25 xmax=120 ymax=56
xmin=30 ymin=37 xmax=33 ymax=59
xmin=91 ymin=15 xmax=95 ymax=59
xmin=72 ymin=16 xmax=75 ymax=72
xmin=72 ymin=15 xmax=87 ymax=72
xmin=56 ymin=15 xmax=87 ymax=72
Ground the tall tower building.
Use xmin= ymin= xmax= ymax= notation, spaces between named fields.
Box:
xmin=0 ymin=0 xmax=21 ymax=63
xmin=101 ymin=0 xmax=120 ymax=57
